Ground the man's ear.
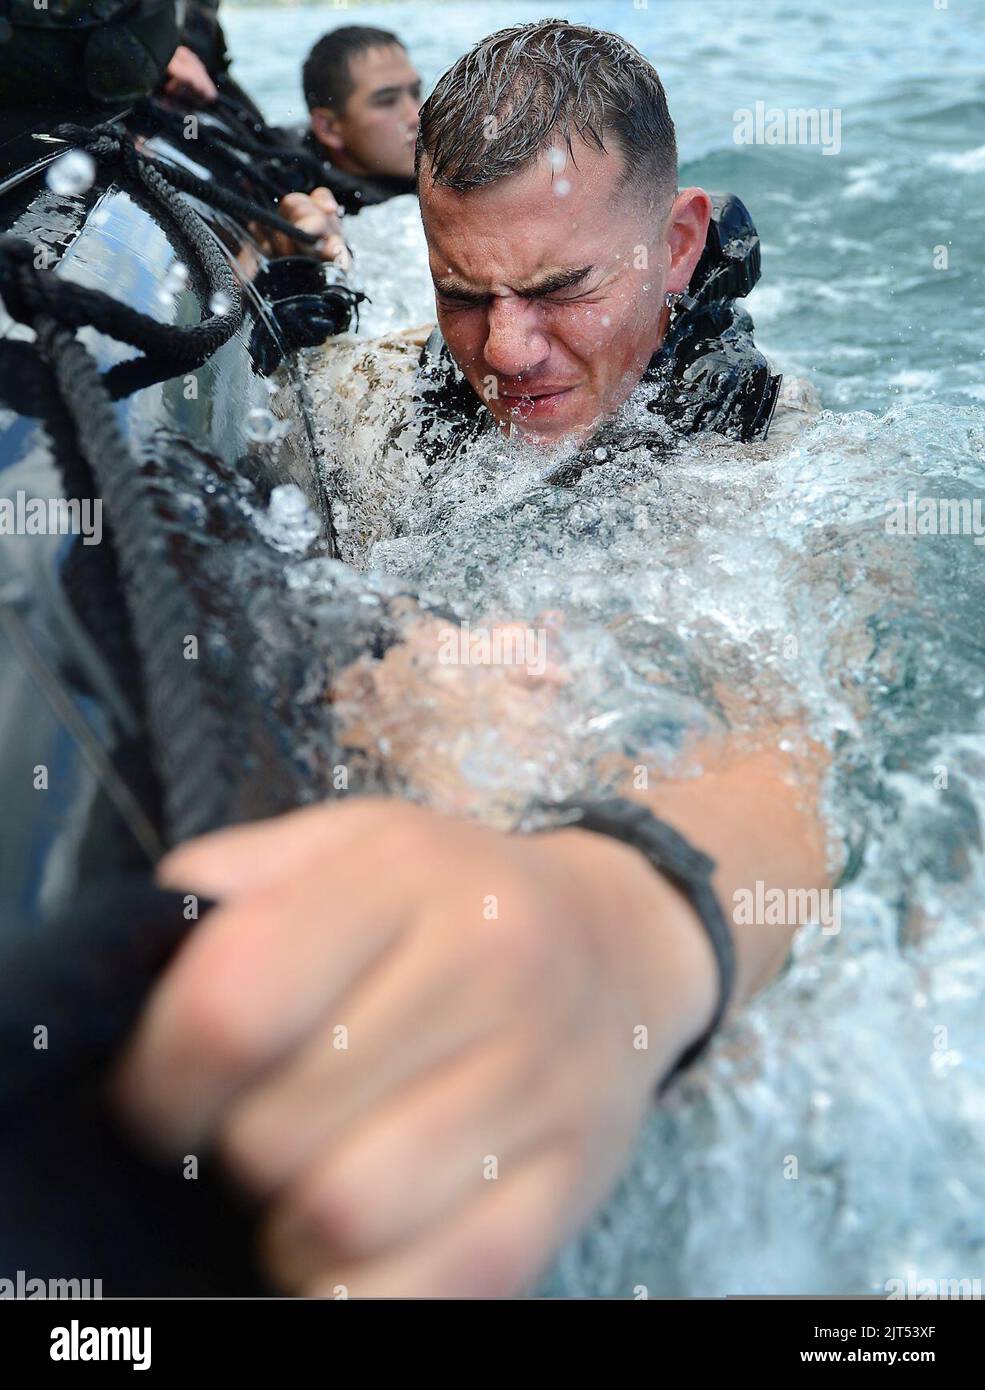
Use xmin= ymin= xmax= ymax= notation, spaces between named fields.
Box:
xmin=310 ymin=106 xmax=345 ymax=157
xmin=664 ymin=188 xmax=713 ymax=295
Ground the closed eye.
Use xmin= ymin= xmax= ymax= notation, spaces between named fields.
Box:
xmin=436 ymin=293 xmax=487 ymax=310
xmin=541 ymin=288 xmax=598 ymax=305
xmin=434 ymin=266 xmax=598 ymax=310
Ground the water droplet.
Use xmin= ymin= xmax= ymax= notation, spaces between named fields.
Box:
xmin=46 ymin=149 xmax=96 ymax=196
xmin=594 ymin=447 xmax=608 ymax=461
xmin=255 ymin=483 xmax=321 ymax=554
xmin=209 ymin=290 xmax=232 ymax=316
xmin=547 ymin=147 xmax=567 ymax=172
xmin=157 ymin=261 xmax=189 ymax=305
xmin=554 ymin=178 xmax=571 ymax=197
xmin=245 ymin=407 xmax=284 ymax=443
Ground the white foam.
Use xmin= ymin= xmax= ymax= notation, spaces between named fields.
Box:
xmin=930 ymin=144 xmax=985 ymax=173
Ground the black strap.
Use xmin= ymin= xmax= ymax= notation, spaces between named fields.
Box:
xmin=532 ymin=797 xmax=735 ymax=1092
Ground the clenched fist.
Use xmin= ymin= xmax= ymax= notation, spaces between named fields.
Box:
xmin=110 ymin=799 xmax=714 ymax=1297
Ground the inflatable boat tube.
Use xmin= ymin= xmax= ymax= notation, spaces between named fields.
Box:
xmin=0 ymin=94 xmax=358 ymax=1293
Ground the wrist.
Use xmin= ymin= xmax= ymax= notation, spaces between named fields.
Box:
xmin=541 ymin=826 xmax=719 ymax=1088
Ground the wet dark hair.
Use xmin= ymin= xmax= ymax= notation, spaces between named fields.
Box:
xmin=303 ymin=25 xmax=405 ymax=111
xmin=416 ymin=19 xmax=678 ymax=208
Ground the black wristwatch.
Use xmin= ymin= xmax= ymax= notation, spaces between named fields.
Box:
xmin=530 ymin=797 xmax=735 ymax=1093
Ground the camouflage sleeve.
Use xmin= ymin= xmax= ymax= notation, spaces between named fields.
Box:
xmin=305 ymin=325 xmax=436 ymax=566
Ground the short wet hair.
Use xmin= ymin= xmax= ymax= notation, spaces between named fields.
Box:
xmin=416 ymin=19 xmax=678 ymax=208
xmin=303 ymin=25 xmax=405 ymax=111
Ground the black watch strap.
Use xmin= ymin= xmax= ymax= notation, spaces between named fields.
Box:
xmin=531 ymin=797 xmax=735 ymax=1092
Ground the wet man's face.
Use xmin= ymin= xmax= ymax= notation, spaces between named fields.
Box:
xmin=311 ymin=44 xmax=422 ymax=180
xmin=420 ymin=139 xmax=710 ymax=444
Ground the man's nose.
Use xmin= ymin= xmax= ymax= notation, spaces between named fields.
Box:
xmin=483 ymin=299 xmax=551 ymax=380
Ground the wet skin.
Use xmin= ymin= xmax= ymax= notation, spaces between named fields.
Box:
xmin=419 ymin=139 xmax=711 ymax=445
xmin=310 ymin=44 xmax=422 ymax=181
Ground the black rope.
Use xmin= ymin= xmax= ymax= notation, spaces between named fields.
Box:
xmin=0 ymin=237 xmax=238 ymax=368
xmin=197 ymin=111 xmax=328 ymax=192
xmin=0 ymin=127 xmax=247 ymax=368
xmin=212 ymin=84 xmax=281 ymax=144
xmin=0 ymin=120 xmax=319 ymax=842
xmin=0 ymin=120 xmax=329 ymax=368
xmin=174 ymin=87 xmax=330 ymax=186
xmin=54 ymin=122 xmax=321 ymax=250
xmin=0 ymin=116 xmax=357 ymax=836
xmin=137 ymin=99 xmax=304 ymax=203
xmin=32 ymin=315 xmax=231 ymax=842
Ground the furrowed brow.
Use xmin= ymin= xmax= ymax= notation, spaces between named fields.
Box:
xmin=433 ymin=277 xmax=492 ymax=305
xmin=515 ymin=266 xmax=595 ymax=298
xmin=434 ymin=266 xmax=596 ymax=305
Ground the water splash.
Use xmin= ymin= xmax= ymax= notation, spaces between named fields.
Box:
xmin=254 ymin=483 xmax=322 ymax=555
xmin=301 ymin=335 xmax=985 ymax=1293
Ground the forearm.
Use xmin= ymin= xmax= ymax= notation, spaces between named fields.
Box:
xmin=532 ymin=737 xmax=833 ymax=1095
xmin=618 ymin=739 xmax=833 ymax=1011
xmin=334 ymin=616 xmax=831 ymax=1025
